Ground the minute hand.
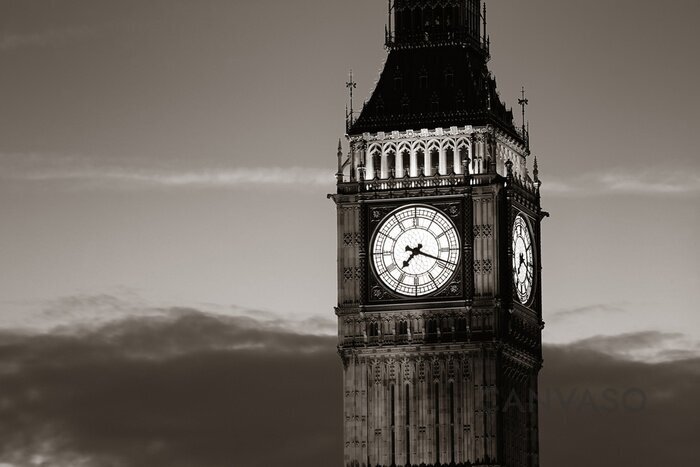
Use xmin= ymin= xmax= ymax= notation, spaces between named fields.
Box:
xmin=417 ymin=251 xmax=456 ymax=266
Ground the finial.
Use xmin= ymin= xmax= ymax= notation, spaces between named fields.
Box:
xmin=336 ymin=139 xmax=344 ymax=183
xmin=518 ymin=86 xmax=529 ymax=140
xmin=533 ymin=157 xmax=539 ymax=181
xmin=346 ymin=70 xmax=357 ymax=128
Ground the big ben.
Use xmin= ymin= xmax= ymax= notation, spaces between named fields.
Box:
xmin=330 ymin=2 xmax=545 ymax=466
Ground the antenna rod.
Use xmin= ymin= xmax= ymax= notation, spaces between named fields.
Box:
xmin=346 ymin=70 xmax=357 ymax=127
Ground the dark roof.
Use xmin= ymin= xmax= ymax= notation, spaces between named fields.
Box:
xmin=349 ymin=45 xmax=521 ymax=141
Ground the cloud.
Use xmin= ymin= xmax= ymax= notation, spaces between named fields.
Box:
xmin=543 ymin=169 xmax=700 ymax=196
xmin=0 ymin=28 xmax=95 ymax=51
xmin=549 ymin=303 xmax=628 ymax=322
xmin=19 ymin=167 xmax=333 ymax=189
xmin=0 ymin=292 xmax=336 ymax=338
xmin=0 ymin=312 xmax=699 ymax=466
xmin=0 ymin=310 xmax=339 ymax=467
xmin=561 ymin=330 xmax=699 ymax=363
xmin=0 ymin=153 xmax=333 ymax=190
xmin=539 ymin=342 xmax=700 ymax=467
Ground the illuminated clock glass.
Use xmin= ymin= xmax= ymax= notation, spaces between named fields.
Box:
xmin=512 ymin=214 xmax=534 ymax=304
xmin=372 ymin=205 xmax=460 ymax=297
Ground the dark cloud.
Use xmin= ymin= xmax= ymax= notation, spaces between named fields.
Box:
xmin=540 ymin=341 xmax=700 ymax=466
xmin=0 ymin=311 xmax=698 ymax=466
xmin=0 ymin=310 xmax=340 ymax=467
xmin=561 ymin=331 xmax=691 ymax=362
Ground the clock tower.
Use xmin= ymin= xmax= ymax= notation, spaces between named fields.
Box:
xmin=330 ymin=2 xmax=545 ymax=466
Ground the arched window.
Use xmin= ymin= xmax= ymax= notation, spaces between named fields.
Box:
xmin=385 ymin=150 xmax=396 ymax=179
xmin=416 ymin=149 xmax=426 ymax=176
xmin=371 ymin=150 xmax=381 ymax=179
xmin=398 ymin=321 xmax=409 ymax=335
xmin=401 ymin=149 xmax=411 ymax=177
xmin=459 ymin=145 xmax=469 ymax=174
xmin=444 ymin=67 xmax=454 ymax=88
xmin=419 ymin=69 xmax=428 ymax=89
xmin=427 ymin=319 xmax=438 ymax=335
xmin=368 ymin=322 xmax=379 ymax=337
xmin=445 ymin=147 xmax=455 ymax=174
xmin=456 ymin=317 xmax=468 ymax=337
xmin=430 ymin=148 xmax=440 ymax=176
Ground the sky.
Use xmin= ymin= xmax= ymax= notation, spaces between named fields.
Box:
xmin=0 ymin=0 xmax=698 ymax=465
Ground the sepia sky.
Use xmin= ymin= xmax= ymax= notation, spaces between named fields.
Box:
xmin=1 ymin=0 xmax=698 ymax=344
xmin=0 ymin=0 xmax=699 ymax=464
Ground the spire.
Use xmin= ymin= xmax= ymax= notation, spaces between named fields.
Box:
xmin=336 ymin=139 xmax=344 ymax=183
xmin=345 ymin=70 xmax=357 ymax=132
xmin=533 ymin=156 xmax=541 ymax=194
xmin=533 ymin=156 xmax=539 ymax=182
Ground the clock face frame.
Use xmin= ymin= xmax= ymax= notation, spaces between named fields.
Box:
xmin=371 ymin=205 xmax=461 ymax=297
xmin=512 ymin=214 xmax=535 ymax=304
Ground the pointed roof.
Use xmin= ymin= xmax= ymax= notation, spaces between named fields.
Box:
xmin=348 ymin=0 xmax=523 ymax=142
xmin=349 ymin=45 xmax=518 ymax=139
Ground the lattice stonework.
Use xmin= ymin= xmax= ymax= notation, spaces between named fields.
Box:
xmin=344 ymin=268 xmax=362 ymax=281
xmin=473 ymin=224 xmax=493 ymax=238
xmin=474 ymin=259 xmax=493 ymax=274
xmin=343 ymin=233 xmax=362 ymax=246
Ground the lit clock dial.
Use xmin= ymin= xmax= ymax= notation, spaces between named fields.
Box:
xmin=512 ymin=214 xmax=534 ymax=304
xmin=372 ymin=205 xmax=460 ymax=297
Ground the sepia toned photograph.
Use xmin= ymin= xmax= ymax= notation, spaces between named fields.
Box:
xmin=0 ymin=1 xmax=698 ymax=466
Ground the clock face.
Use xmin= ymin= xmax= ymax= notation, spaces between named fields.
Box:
xmin=372 ymin=205 xmax=460 ymax=297
xmin=512 ymin=215 xmax=534 ymax=304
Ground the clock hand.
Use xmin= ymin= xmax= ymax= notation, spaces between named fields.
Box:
xmin=402 ymin=244 xmax=423 ymax=268
xmin=416 ymin=250 xmax=456 ymax=266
